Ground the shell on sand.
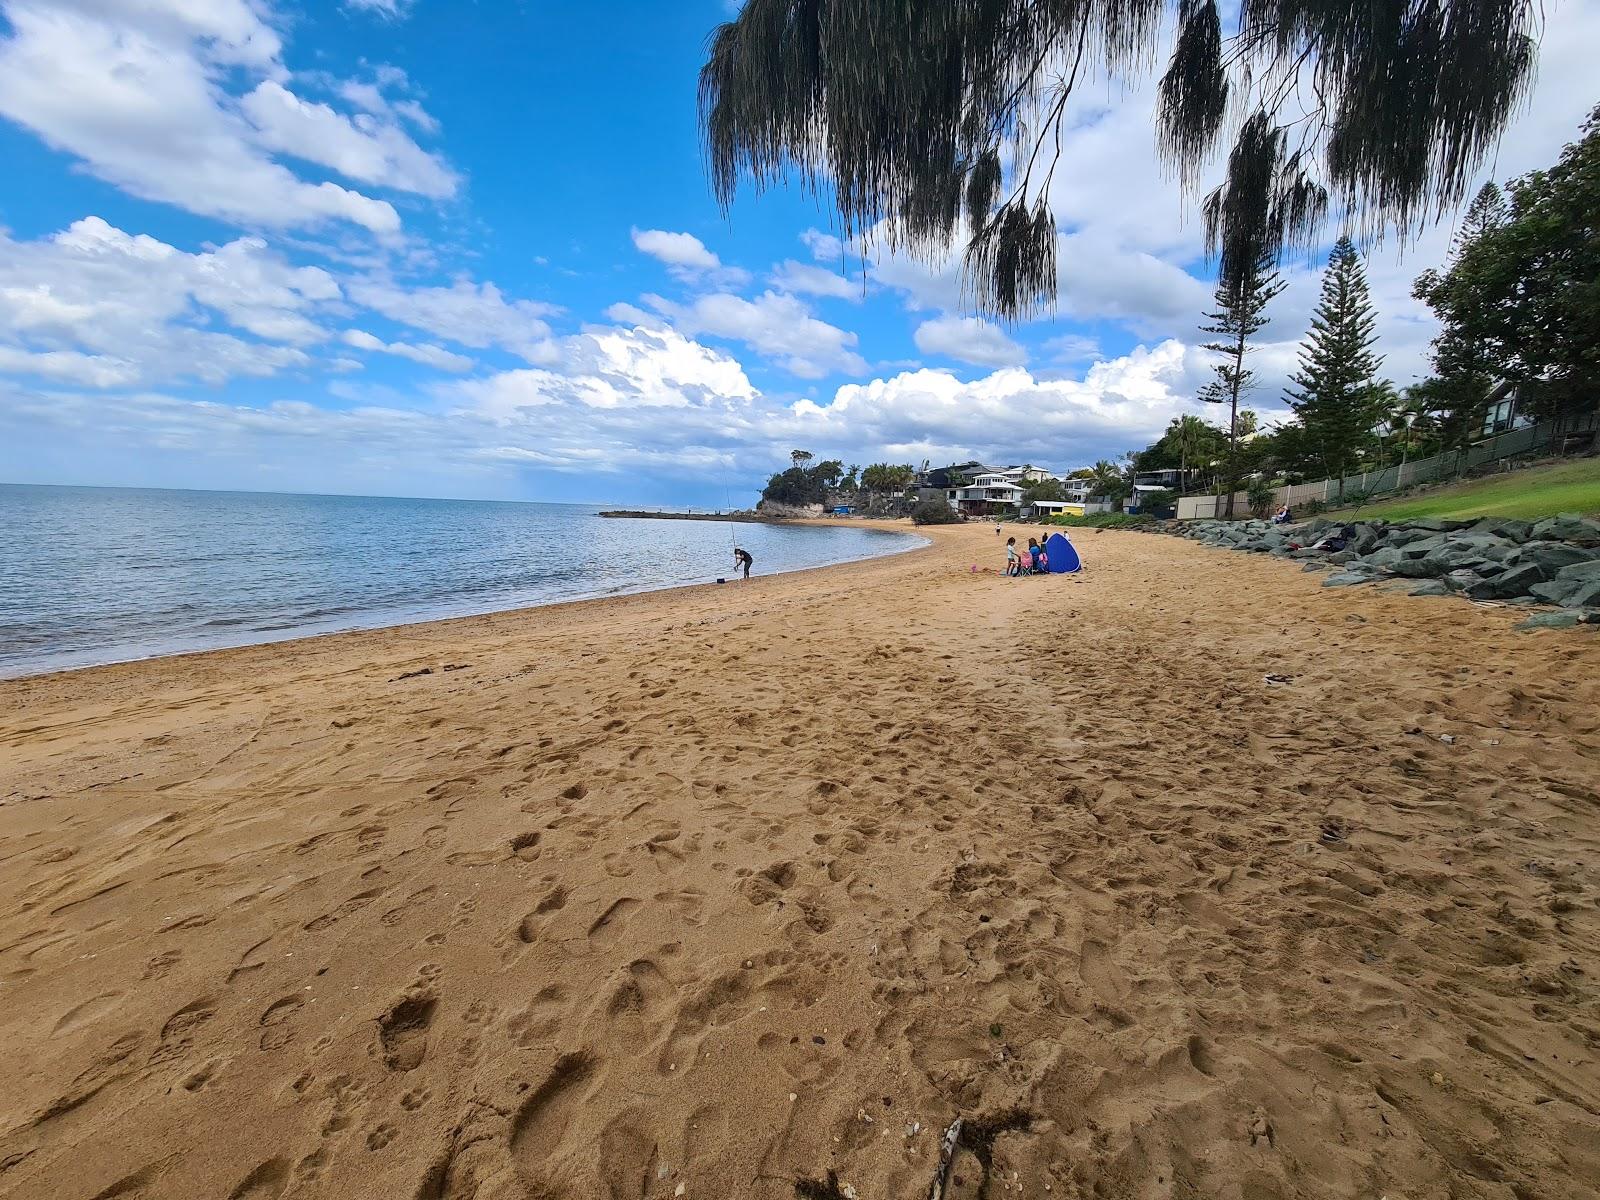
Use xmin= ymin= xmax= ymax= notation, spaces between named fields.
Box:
xmin=1 ymin=523 xmax=1597 ymax=1199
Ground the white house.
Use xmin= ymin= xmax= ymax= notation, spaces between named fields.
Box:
xmin=947 ymin=472 xmax=1026 ymax=514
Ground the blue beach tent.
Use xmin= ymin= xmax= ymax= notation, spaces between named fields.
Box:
xmin=1045 ymin=532 xmax=1081 ymax=573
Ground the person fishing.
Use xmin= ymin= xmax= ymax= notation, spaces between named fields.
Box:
xmin=733 ymin=546 xmax=753 ymax=580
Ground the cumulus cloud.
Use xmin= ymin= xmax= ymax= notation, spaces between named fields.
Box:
xmin=0 ymin=217 xmax=336 ymax=386
xmin=770 ymin=260 xmax=860 ymax=301
xmin=0 ymin=0 xmax=457 ymax=235
xmin=913 ymin=315 xmax=1027 ymax=368
xmin=341 ymin=329 xmax=473 ymax=372
xmin=630 ymin=228 xmax=751 ymax=287
xmin=4 ymin=323 xmax=1222 ymax=498
xmin=240 ymin=81 xmax=457 ymax=198
xmin=632 ymin=229 xmax=719 ymax=271
xmin=346 ymin=278 xmax=561 ymax=361
xmin=645 ymin=290 xmax=868 ymax=379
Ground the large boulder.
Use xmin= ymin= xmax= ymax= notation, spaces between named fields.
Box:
xmin=1530 ymin=513 xmax=1600 ymax=545
xmin=1563 ymin=580 xmax=1600 ymax=609
xmin=1507 ymin=540 xmax=1599 ymax=574
xmin=1397 ymin=534 xmax=1451 ymax=559
xmin=1530 ymin=578 xmax=1582 ymax=605
xmin=1443 ymin=569 xmax=1483 ymax=593
xmin=1322 ymin=571 xmax=1377 ymax=588
xmin=1410 ymin=580 xmax=1454 ymax=597
xmin=1389 ymin=557 xmax=1443 ymax=579
xmin=1466 ymin=517 xmax=1534 ymax=543
xmin=1516 ymin=611 xmax=1582 ymax=631
xmin=1557 ymin=559 xmax=1600 ymax=581
xmin=1465 ymin=562 xmax=1548 ymax=601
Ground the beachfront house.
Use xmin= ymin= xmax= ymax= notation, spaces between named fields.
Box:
xmin=1019 ymin=498 xmax=1079 ymax=520
xmin=1061 ymin=477 xmax=1096 ymax=503
xmin=947 ymin=472 xmax=1026 ymax=515
xmin=1129 ymin=468 xmax=1185 ymax=514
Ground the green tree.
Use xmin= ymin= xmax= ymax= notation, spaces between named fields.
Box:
xmin=761 ymin=456 xmax=844 ymax=507
xmin=1415 ymin=109 xmax=1600 ymax=429
xmin=1021 ymin=477 xmax=1065 ymax=503
xmin=701 ymin=1 xmax=1536 ymax=319
xmin=1412 ymin=182 xmax=1510 ymax=453
xmin=1198 ymin=249 xmax=1285 ymax=514
xmin=1286 ymin=237 xmax=1384 ymax=494
xmin=1088 ymin=460 xmax=1127 ymax=505
xmin=859 ymin=463 xmax=916 ymax=498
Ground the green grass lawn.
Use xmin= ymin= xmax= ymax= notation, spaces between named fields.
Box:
xmin=1333 ymin=456 xmax=1600 ymax=521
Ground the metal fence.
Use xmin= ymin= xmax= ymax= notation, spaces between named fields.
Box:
xmin=1175 ymin=410 xmax=1600 ymax=520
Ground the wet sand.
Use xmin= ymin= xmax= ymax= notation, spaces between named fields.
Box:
xmin=1 ymin=521 xmax=1597 ymax=1199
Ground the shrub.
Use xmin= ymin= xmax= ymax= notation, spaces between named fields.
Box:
xmin=1137 ymin=488 xmax=1178 ymax=515
xmin=1300 ymin=498 xmax=1327 ymax=516
xmin=1051 ymin=512 xmax=1153 ymax=529
xmin=910 ymin=499 xmax=961 ymax=525
xmin=1246 ymin=477 xmax=1278 ymax=518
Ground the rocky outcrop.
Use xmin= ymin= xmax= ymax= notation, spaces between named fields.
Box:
xmin=754 ymin=500 xmax=825 ymax=518
xmin=1160 ymin=512 xmax=1600 ymax=626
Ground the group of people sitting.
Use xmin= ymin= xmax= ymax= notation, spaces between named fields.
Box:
xmin=1004 ymin=536 xmax=1052 ymax=576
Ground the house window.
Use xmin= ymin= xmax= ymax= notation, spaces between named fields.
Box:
xmin=1481 ymin=397 xmax=1517 ymax=437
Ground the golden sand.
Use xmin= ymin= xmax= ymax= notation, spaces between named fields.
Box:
xmin=1 ymin=522 xmax=1597 ymax=1199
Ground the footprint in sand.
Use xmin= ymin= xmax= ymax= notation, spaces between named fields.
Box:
xmin=151 ymin=997 xmax=218 ymax=1064
xmin=377 ymin=991 xmax=437 ymax=1071
xmin=587 ymin=898 xmax=640 ymax=945
xmin=259 ymin=995 xmax=304 ymax=1051
xmin=303 ymin=888 xmax=384 ymax=932
xmin=515 ymin=885 xmax=569 ymax=945
xmin=508 ymin=986 xmax=567 ymax=1047
xmin=1079 ymin=939 xmax=1136 ymax=1029
xmin=227 ymin=1157 xmax=290 ymax=1199
xmin=509 ymin=1053 xmax=596 ymax=1184
xmin=51 ymin=991 xmax=124 ymax=1038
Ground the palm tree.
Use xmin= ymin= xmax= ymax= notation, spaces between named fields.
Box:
xmin=1088 ymin=460 xmax=1124 ymax=503
xmin=1170 ymin=415 xmax=1212 ymax=488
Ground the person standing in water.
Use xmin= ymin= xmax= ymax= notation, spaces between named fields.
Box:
xmin=733 ymin=547 xmax=753 ymax=580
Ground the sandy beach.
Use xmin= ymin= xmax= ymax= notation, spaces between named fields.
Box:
xmin=2 ymin=521 xmax=1597 ymax=1200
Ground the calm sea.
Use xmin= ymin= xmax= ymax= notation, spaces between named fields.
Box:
xmin=0 ymin=485 xmax=924 ymax=678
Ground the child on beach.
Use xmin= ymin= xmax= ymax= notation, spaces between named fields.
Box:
xmin=1004 ymin=537 xmax=1023 ymax=576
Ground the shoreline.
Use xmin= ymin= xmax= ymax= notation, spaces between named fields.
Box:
xmin=3 ymin=524 xmax=1596 ymax=1199
xmin=0 ymin=517 xmax=928 ymax=685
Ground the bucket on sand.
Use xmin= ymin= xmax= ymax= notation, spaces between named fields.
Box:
xmin=716 ymin=577 xmax=727 ymax=584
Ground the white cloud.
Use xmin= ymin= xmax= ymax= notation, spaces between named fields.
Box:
xmin=647 ymin=290 xmax=868 ymax=379
xmin=784 ymin=340 xmax=1211 ymax=468
xmin=1042 ymin=333 xmax=1101 ymax=364
xmin=800 ymin=229 xmax=844 ymax=262
xmin=344 ymin=0 xmax=416 ymax=18
xmin=632 ymin=229 xmax=720 ymax=271
xmin=347 ymin=278 xmax=561 ymax=361
xmin=240 ymin=81 xmax=457 ymax=198
xmin=770 ymin=260 xmax=860 ymax=301
xmin=630 ymin=228 xmax=751 ymax=287
xmin=0 ymin=0 xmax=426 ymax=235
xmin=913 ymin=315 xmax=1027 ymax=368
xmin=0 ymin=346 xmax=140 ymax=388
xmin=0 ymin=217 xmax=335 ymax=386
xmin=341 ymin=329 xmax=472 ymax=372
xmin=452 ymin=326 xmax=756 ymax=420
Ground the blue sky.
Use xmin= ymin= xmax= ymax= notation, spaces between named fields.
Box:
xmin=1 ymin=1 xmax=1594 ymax=505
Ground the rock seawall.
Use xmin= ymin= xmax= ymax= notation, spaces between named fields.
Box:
xmin=1162 ymin=513 xmax=1600 ymax=629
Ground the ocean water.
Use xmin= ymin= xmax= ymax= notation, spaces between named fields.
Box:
xmin=0 ymin=485 xmax=924 ymax=678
